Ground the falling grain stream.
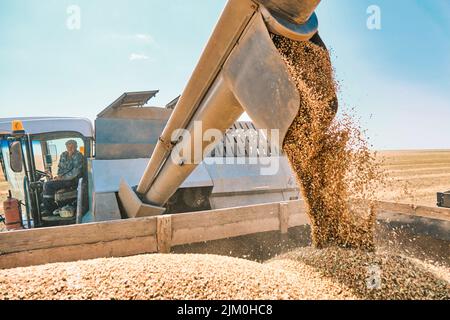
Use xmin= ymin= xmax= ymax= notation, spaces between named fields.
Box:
xmin=275 ymin=35 xmax=379 ymax=250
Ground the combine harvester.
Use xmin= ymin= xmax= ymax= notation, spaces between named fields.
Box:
xmin=0 ymin=0 xmax=448 ymax=269
xmin=0 ymin=95 xmax=299 ymax=227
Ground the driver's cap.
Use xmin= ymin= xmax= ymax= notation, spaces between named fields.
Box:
xmin=65 ymin=140 xmax=78 ymax=148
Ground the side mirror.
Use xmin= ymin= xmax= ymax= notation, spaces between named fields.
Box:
xmin=9 ymin=141 xmax=23 ymax=173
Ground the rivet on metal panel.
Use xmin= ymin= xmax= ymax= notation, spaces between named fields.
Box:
xmin=159 ymin=136 xmax=175 ymax=152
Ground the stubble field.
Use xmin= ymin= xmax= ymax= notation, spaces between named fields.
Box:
xmin=375 ymin=150 xmax=450 ymax=207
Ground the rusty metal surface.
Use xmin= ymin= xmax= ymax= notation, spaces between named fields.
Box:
xmin=261 ymin=6 xmax=318 ymax=41
xmin=254 ymin=0 xmax=320 ymax=24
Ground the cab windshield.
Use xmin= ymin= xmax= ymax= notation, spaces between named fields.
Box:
xmin=31 ymin=138 xmax=85 ymax=175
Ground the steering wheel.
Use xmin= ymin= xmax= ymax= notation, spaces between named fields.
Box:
xmin=35 ymin=170 xmax=52 ymax=180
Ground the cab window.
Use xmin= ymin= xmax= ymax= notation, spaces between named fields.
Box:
xmin=32 ymin=141 xmax=45 ymax=172
xmin=45 ymin=138 xmax=84 ymax=175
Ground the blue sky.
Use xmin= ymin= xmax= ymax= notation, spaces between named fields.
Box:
xmin=0 ymin=0 xmax=449 ymax=150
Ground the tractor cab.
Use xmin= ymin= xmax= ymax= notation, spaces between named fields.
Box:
xmin=0 ymin=118 xmax=94 ymax=229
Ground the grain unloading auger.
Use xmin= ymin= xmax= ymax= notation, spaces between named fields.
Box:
xmin=119 ymin=0 xmax=330 ymax=218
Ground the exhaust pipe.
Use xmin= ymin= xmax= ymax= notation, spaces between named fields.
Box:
xmin=119 ymin=0 xmax=323 ymax=218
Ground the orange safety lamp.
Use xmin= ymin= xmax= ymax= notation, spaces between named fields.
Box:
xmin=11 ymin=120 xmax=25 ymax=134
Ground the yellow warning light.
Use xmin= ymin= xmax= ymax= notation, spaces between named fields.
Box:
xmin=79 ymin=146 xmax=85 ymax=155
xmin=11 ymin=120 xmax=25 ymax=133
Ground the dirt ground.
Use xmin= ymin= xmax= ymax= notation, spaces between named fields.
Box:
xmin=375 ymin=150 xmax=450 ymax=207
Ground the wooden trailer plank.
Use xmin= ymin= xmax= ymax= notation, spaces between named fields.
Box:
xmin=157 ymin=216 xmax=172 ymax=254
xmin=278 ymin=202 xmax=289 ymax=234
xmin=0 ymin=236 xmax=157 ymax=270
xmin=0 ymin=217 xmax=157 ymax=255
xmin=286 ymin=200 xmax=309 ymax=227
xmin=172 ymin=202 xmax=281 ymax=230
xmin=172 ymin=217 xmax=280 ymax=246
xmin=376 ymin=201 xmax=450 ymax=222
xmin=414 ymin=206 xmax=450 ymax=221
xmin=172 ymin=201 xmax=308 ymax=246
xmin=1 ymin=199 xmax=449 ymax=271
xmin=289 ymin=213 xmax=310 ymax=228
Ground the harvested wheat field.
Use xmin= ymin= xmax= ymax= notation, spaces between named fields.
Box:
xmin=0 ymin=247 xmax=448 ymax=300
xmin=376 ymin=150 xmax=450 ymax=207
